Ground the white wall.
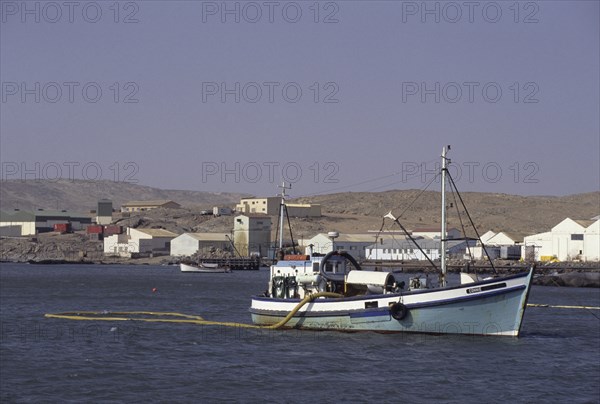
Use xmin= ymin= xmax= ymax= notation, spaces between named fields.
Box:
xmin=0 ymin=221 xmax=36 ymax=236
xmin=366 ymin=247 xmax=440 ymax=261
xmin=551 ymin=219 xmax=586 ymax=261
xmin=128 ymin=228 xmax=173 ymax=252
xmin=171 ymin=234 xmax=200 ymax=256
xmin=584 ymin=220 xmax=599 ymax=261
xmin=104 ymin=234 xmax=140 ymax=256
xmin=487 ymin=232 xmax=518 ymax=246
xmin=522 ymin=232 xmax=552 ymax=261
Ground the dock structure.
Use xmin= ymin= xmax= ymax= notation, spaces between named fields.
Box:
xmin=197 ymin=257 xmax=261 ymax=270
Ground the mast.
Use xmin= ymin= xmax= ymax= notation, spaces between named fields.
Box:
xmin=278 ymin=181 xmax=291 ymax=250
xmin=440 ymin=145 xmax=450 ymax=287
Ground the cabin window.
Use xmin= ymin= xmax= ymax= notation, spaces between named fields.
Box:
xmin=571 ymin=234 xmax=583 ymax=240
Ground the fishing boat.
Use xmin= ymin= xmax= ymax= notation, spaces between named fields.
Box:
xmin=180 ymin=262 xmax=231 ymax=273
xmin=249 ymin=147 xmax=534 ymax=336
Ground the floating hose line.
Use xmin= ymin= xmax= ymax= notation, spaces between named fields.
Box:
xmin=527 ymin=304 xmax=600 ymax=311
xmin=45 ymin=294 xmax=600 ymax=329
xmin=45 ymin=292 xmax=344 ymax=330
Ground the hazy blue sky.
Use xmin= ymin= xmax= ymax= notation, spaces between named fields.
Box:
xmin=1 ymin=0 xmax=598 ymax=198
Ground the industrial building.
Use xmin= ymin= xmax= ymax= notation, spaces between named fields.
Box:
xmin=96 ymin=199 xmax=113 ymax=225
xmin=411 ymin=227 xmax=462 ymax=239
xmin=233 ymin=214 xmax=272 ymax=257
xmin=170 ymin=233 xmax=232 ymax=257
xmin=471 ymin=231 xmax=527 ymax=260
xmin=285 ymin=203 xmax=321 ymax=217
xmin=120 ymin=200 xmax=181 ymax=213
xmin=365 ymin=238 xmax=475 ymax=261
xmin=0 ymin=209 xmax=92 ymax=236
xmin=523 ymin=218 xmax=599 ymax=262
xmin=235 ymin=197 xmax=321 ymax=217
xmin=104 ymin=227 xmax=178 ymax=257
xmin=302 ymin=233 xmax=401 ymax=260
xmin=235 ymin=197 xmax=280 ymax=215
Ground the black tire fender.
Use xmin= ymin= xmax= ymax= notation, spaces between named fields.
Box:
xmin=390 ymin=302 xmax=408 ymax=321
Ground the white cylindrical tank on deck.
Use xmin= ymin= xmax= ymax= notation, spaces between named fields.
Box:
xmin=296 ymin=273 xmax=322 ymax=285
xmin=345 ymin=270 xmax=392 ymax=287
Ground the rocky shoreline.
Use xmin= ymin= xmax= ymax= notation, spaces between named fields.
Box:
xmin=2 ymin=233 xmax=598 ymax=287
xmin=1 ymin=257 xmax=598 ymax=288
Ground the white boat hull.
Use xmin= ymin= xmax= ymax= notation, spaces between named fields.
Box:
xmin=180 ymin=263 xmax=231 ymax=273
xmin=250 ymin=269 xmax=534 ymax=336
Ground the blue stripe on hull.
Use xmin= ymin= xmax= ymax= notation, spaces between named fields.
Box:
xmin=250 ymin=287 xmax=529 ymax=336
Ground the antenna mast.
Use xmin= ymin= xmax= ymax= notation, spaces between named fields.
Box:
xmin=278 ymin=181 xmax=291 ymax=250
xmin=440 ymin=145 xmax=450 ymax=287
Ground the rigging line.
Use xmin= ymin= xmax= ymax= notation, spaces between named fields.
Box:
xmin=272 ymin=204 xmax=281 ymax=260
xmin=446 ymin=171 xmax=498 ymax=275
xmin=449 ymin=185 xmax=473 ymax=267
xmin=284 ymin=204 xmax=297 ymax=254
xmin=364 ymin=164 xmax=442 ymax=194
xmin=297 ymin=158 xmax=441 ymax=198
xmin=365 ymin=217 xmax=387 ymax=260
xmin=299 ymin=172 xmax=401 ymax=197
xmin=388 ymin=215 xmax=438 ymax=271
xmin=396 ymin=171 xmax=441 ymax=220
xmin=363 ymin=179 xmax=419 ymax=193
xmin=370 ymin=171 xmax=441 ymax=260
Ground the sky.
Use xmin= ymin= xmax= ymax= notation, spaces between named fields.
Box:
xmin=1 ymin=0 xmax=599 ymax=199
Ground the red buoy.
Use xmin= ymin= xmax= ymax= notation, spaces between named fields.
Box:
xmin=152 ymin=288 xmax=158 ymax=293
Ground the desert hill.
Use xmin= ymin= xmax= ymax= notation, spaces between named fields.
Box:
xmin=292 ymin=190 xmax=600 ymax=236
xmin=0 ymin=180 xmax=598 ymax=237
xmin=0 ymin=180 xmax=246 ymax=212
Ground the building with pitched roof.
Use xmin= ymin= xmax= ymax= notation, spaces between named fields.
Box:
xmin=104 ymin=227 xmax=178 ymax=257
xmin=233 ymin=214 xmax=272 ymax=257
xmin=522 ymin=217 xmax=600 ymax=261
xmin=120 ymin=200 xmax=181 ymax=212
xmin=170 ymin=233 xmax=231 ymax=257
xmin=365 ymin=238 xmax=475 ymax=261
xmin=0 ymin=209 xmax=92 ymax=236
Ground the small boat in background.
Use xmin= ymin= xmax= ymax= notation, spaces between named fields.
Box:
xmin=180 ymin=262 xmax=231 ymax=273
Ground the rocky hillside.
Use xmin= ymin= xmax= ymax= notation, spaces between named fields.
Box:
xmin=294 ymin=190 xmax=600 ymax=236
xmin=0 ymin=180 xmax=247 ymax=212
xmin=0 ymin=180 xmax=597 ymax=237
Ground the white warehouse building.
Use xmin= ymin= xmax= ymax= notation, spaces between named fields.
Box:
xmin=170 ymin=233 xmax=231 ymax=257
xmin=522 ymin=218 xmax=599 ymax=262
xmin=366 ymin=239 xmax=475 ymax=261
xmin=302 ymin=233 xmax=401 ymax=260
xmin=104 ymin=228 xmax=178 ymax=257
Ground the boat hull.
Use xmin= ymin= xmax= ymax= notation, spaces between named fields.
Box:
xmin=180 ymin=263 xmax=231 ymax=273
xmin=250 ymin=270 xmax=533 ymax=336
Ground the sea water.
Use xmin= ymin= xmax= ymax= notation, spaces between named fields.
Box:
xmin=1 ymin=264 xmax=599 ymax=403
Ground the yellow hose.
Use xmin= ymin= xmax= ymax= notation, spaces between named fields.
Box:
xmin=265 ymin=292 xmax=343 ymax=329
xmin=527 ymin=303 xmax=600 ymax=310
xmin=44 ymin=292 xmax=344 ymax=330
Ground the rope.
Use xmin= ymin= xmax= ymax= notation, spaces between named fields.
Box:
xmin=446 ymin=172 xmax=498 ymax=275
xmin=45 ymin=292 xmax=344 ymax=330
xmin=367 ymin=173 xmax=441 ymax=261
xmin=543 ymin=276 xmax=600 ymax=320
xmin=46 ymin=297 xmax=600 ymax=328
